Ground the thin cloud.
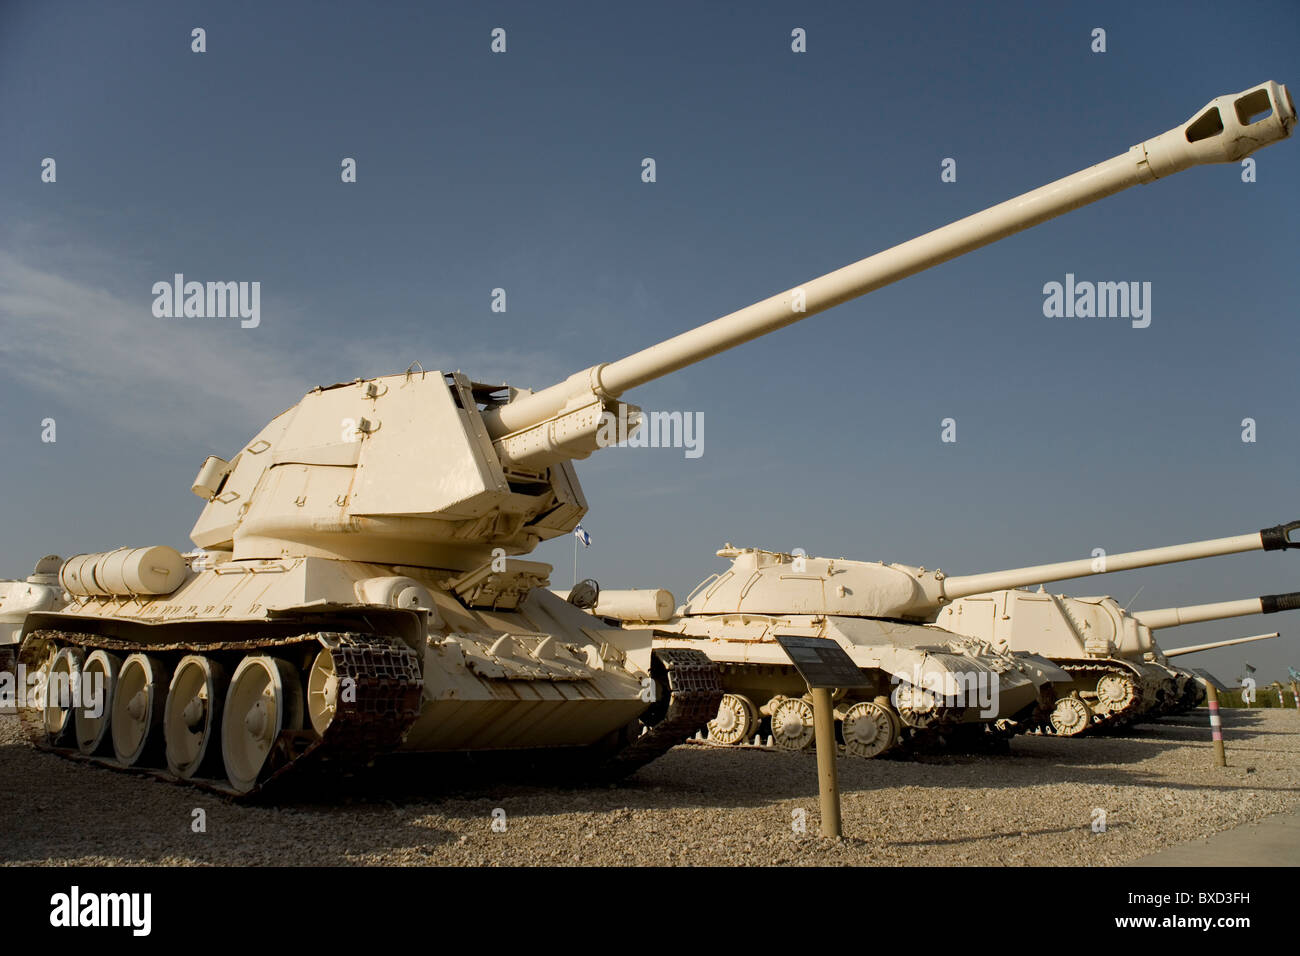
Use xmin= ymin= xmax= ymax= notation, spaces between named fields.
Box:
xmin=0 ymin=251 xmax=307 ymax=435
xmin=0 ymin=248 xmax=573 ymax=442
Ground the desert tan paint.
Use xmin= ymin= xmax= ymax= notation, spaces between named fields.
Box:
xmin=484 ymin=81 xmax=1295 ymax=442
xmin=931 ymin=589 xmax=1295 ymax=725
xmin=936 ymin=591 xmax=1292 ymax=662
xmin=1133 ymin=597 xmax=1277 ymax=630
xmin=591 ymin=519 xmax=1296 ymax=742
xmin=593 ymin=523 xmax=1296 ymax=624
xmin=554 ymin=588 xmax=675 ymax=623
xmin=619 ymin=548 xmax=1053 ymax=728
xmin=914 ymin=521 xmax=1297 ymax=709
xmin=0 ymin=557 xmax=63 ymax=647
xmin=15 ymin=83 xmax=1297 ymax=773
xmin=182 ymin=83 xmax=1293 ymax=573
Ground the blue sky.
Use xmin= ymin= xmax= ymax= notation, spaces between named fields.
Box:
xmin=1 ymin=0 xmax=1297 ymax=680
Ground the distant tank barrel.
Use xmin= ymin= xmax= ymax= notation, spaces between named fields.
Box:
xmin=483 ymin=81 xmax=1295 ymax=451
xmin=940 ymin=521 xmax=1299 ymax=600
xmin=1134 ymin=591 xmax=1300 ymax=630
xmin=1162 ymin=631 xmax=1280 ymax=660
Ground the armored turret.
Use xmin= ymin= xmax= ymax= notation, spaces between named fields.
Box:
xmin=17 ymin=81 xmax=1295 ymax=792
xmin=0 ymin=557 xmax=64 ymax=667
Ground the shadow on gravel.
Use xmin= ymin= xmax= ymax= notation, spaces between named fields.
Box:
xmin=252 ymin=724 xmax=1293 ymax=816
xmin=221 ymin=698 xmax=1297 ymax=813
xmin=1 ymin=705 xmax=1291 ymax=864
xmin=886 ymin=821 xmax=1131 ymax=847
xmin=261 ymin=735 xmax=1164 ymax=812
xmin=1151 ymin=711 xmax=1268 ymax=727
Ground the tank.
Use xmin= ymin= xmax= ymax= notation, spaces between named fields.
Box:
xmin=1134 ymin=594 xmax=1297 ymax=714
xmin=693 ymin=517 xmax=1297 ymax=735
xmin=0 ymin=556 xmax=65 ymax=671
xmin=936 ymin=589 xmax=1300 ymax=731
xmin=15 ymin=81 xmax=1295 ymax=793
xmin=589 ymin=522 xmax=1297 ymax=749
xmin=592 ymin=549 xmax=1076 ymax=759
xmin=905 ymin=520 xmax=1299 ymax=730
xmin=910 ymin=521 xmax=1298 ymax=730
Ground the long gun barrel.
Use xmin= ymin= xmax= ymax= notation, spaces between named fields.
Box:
xmin=1162 ymin=631 xmax=1280 ymax=659
xmin=482 ymin=81 xmax=1295 ymax=468
xmin=940 ymin=521 xmax=1300 ymax=600
xmin=1134 ymin=591 xmax=1300 ymax=630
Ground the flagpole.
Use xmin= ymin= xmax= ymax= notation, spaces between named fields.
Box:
xmin=573 ymin=533 xmax=578 ymax=588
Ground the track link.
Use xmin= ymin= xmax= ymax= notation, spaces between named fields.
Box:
xmin=1029 ymin=660 xmax=1148 ymax=736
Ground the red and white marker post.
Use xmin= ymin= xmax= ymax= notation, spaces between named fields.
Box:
xmin=1205 ymin=683 xmax=1227 ymax=767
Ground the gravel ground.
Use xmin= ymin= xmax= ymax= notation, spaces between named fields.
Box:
xmin=1 ymin=708 xmax=1296 ymax=866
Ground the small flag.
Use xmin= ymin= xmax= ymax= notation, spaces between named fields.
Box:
xmin=574 ymin=524 xmax=592 ymax=548
xmin=1243 ymin=661 xmax=1256 ymax=675
xmin=1288 ymin=667 xmax=1300 ymax=681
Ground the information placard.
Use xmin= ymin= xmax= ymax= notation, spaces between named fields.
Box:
xmin=773 ymin=635 xmax=871 ymax=689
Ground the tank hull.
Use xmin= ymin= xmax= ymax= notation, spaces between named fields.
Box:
xmin=642 ymin=614 xmax=1053 ymax=756
xmin=16 ymin=554 xmax=721 ymax=794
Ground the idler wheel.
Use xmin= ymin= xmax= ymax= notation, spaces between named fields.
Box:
xmin=768 ymin=697 xmax=815 ymax=751
xmin=840 ymin=700 xmax=898 ymax=758
xmin=707 ymin=693 xmax=757 ymax=745
xmin=222 ymin=656 xmax=304 ymax=793
xmin=43 ymin=646 xmax=84 ymax=745
xmin=74 ymin=650 xmax=120 ymax=755
xmin=164 ymin=655 xmax=228 ymax=779
xmin=1049 ymin=695 xmax=1092 ymax=737
xmin=112 ymin=653 xmax=169 ymax=767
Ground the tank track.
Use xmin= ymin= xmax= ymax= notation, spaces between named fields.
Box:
xmin=1032 ymin=660 xmax=1147 ymax=736
xmin=595 ymin=648 xmax=723 ymax=780
xmin=687 ymin=660 xmax=965 ymax=756
xmin=17 ymin=628 xmax=423 ymax=798
xmin=1171 ymin=676 xmax=1205 ymax=713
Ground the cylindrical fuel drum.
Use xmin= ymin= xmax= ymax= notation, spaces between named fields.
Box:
xmin=60 ymin=547 xmax=187 ymax=597
xmin=593 ymin=588 xmax=676 ymax=623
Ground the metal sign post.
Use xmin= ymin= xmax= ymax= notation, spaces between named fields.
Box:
xmin=774 ymin=635 xmax=872 ymax=839
xmin=810 ymin=686 xmax=840 ymax=837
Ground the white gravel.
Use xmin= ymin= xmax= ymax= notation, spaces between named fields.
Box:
xmin=2 ymin=708 xmax=1296 ymax=866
